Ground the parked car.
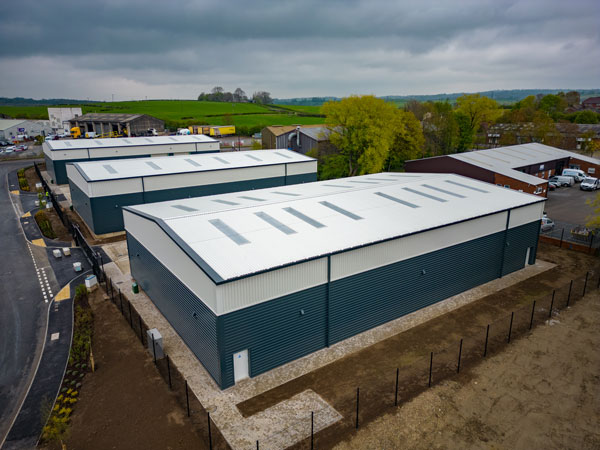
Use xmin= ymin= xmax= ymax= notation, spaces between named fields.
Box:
xmin=562 ymin=168 xmax=586 ymax=182
xmin=4 ymin=146 xmax=15 ymax=153
xmin=15 ymin=144 xmax=28 ymax=152
xmin=0 ymin=140 xmax=8 ymax=146
xmin=580 ymin=177 xmax=600 ymax=191
xmin=549 ymin=175 xmax=574 ymax=187
xmin=541 ymin=216 xmax=555 ymax=232
xmin=548 ymin=180 xmax=559 ymax=190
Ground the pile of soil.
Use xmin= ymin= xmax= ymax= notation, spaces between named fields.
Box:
xmin=24 ymin=166 xmax=42 ymax=192
xmin=41 ymin=209 xmax=73 ymax=243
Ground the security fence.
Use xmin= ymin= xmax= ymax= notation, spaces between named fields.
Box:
xmin=540 ymin=219 xmax=600 ymax=253
xmin=101 ymin=265 xmax=598 ymax=450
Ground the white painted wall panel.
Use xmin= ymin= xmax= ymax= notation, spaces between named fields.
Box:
xmin=123 ymin=210 xmax=217 ymax=312
xmin=198 ymin=142 xmax=220 ymax=152
xmin=66 ymin=164 xmax=90 ymax=196
xmin=47 ymin=148 xmax=89 ymax=161
xmin=286 ymin=160 xmax=318 ymax=175
xmin=90 ymin=178 xmax=143 ymax=197
xmin=217 ymin=258 xmax=327 ymax=315
xmin=509 ymin=202 xmax=544 ymax=229
xmin=143 ymin=165 xmax=285 ymax=191
xmin=331 ymin=212 xmax=508 ymax=281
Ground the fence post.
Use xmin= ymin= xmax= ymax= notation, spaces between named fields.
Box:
xmin=185 ymin=380 xmax=190 ymax=417
xmin=109 ymin=278 xmax=113 ymax=301
xmin=567 ymin=280 xmax=573 ymax=307
xmin=457 ymin=339 xmax=463 ymax=373
xmin=311 ymin=411 xmax=314 ymax=450
xmin=483 ymin=324 xmax=490 ymax=357
xmin=549 ymin=290 xmax=555 ymax=318
xmin=128 ymin=300 xmax=133 ymax=328
xmin=167 ymin=355 xmax=172 ymax=390
xmin=138 ymin=315 xmax=144 ymax=344
xmin=394 ymin=368 xmax=399 ymax=406
xmin=597 ymin=272 xmax=600 ymax=290
xmin=151 ymin=333 xmax=157 ymax=364
xmin=507 ymin=312 xmax=514 ymax=343
xmin=119 ymin=289 xmax=123 ymax=314
xmin=583 ymin=271 xmax=589 ymax=297
xmin=529 ymin=300 xmax=536 ymax=330
xmin=588 ymin=233 xmax=594 ymax=253
xmin=428 ymin=352 xmax=433 ymax=387
xmin=559 ymin=228 xmax=564 ymax=248
xmin=207 ymin=412 xmax=213 ymax=450
xmin=355 ymin=387 xmax=360 ymax=429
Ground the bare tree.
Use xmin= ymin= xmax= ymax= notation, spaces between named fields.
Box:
xmin=233 ymin=88 xmax=247 ymax=102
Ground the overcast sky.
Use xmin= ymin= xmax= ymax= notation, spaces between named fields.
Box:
xmin=0 ymin=0 xmax=598 ymax=100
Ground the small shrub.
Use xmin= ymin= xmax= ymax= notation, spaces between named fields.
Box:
xmin=34 ymin=210 xmax=56 ymax=239
xmin=17 ymin=168 xmax=25 ymax=177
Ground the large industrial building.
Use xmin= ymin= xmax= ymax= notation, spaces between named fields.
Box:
xmin=68 ymin=150 xmax=317 ymax=235
xmin=0 ymin=119 xmax=53 ymax=140
xmin=48 ymin=107 xmax=83 ymax=134
xmin=69 ymin=113 xmax=165 ymax=137
xmin=44 ymin=135 xmax=220 ymax=184
xmin=123 ymin=173 xmax=544 ymax=389
xmin=405 ymin=143 xmax=600 ymax=197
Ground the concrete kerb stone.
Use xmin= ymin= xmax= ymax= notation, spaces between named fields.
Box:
xmin=102 ymin=258 xmax=555 ymax=449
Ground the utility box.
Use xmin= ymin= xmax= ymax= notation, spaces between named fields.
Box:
xmin=146 ymin=328 xmax=164 ymax=360
xmin=52 ymin=249 xmax=62 ymax=258
xmin=85 ymin=275 xmax=98 ymax=291
xmin=73 ymin=262 xmax=82 ymax=272
xmin=62 ymin=247 xmax=71 ymax=256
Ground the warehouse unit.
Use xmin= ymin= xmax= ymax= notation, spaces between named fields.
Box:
xmin=44 ymin=135 xmax=220 ymax=184
xmin=68 ymin=149 xmax=317 ymax=235
xmin=69 ymin=113 xmax=165 ymax=137
xmin=405 ymin=143 xmax=600 ymax=197
xmin=123 ymin=173 xmax=544 ymax=389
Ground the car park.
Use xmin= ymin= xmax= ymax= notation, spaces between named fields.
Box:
xmin=541 ymin=216 xmax=555 ymax=232
xmin=580 ymin=177 xmax=600 ymax=191
xmin=0 ymin=140 xmax=8 ymax=146
xmin=4 ymin=146 xmax=15 ymax=153
xmin=15 ymin=144 xmax=28 ymax=152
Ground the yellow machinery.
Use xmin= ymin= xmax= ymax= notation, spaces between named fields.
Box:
xmin=70 ymin=127 xmax=82 ymax=139
xmin=188 ymin=125 xmax=236 ymax=136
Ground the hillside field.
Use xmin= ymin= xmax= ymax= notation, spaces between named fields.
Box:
xmin=0 ymin=100 xmax=327 ymax=132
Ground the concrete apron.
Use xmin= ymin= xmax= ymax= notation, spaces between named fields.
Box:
xmin=103 ymin=259 xmax=555 ymax=449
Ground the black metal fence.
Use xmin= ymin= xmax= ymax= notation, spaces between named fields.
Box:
xmin=103 ymin=273 xmax=229 ymax=449
xmin=100 ymin=265 xmax=599 ymax=450
xmin=540 ymin=219 xmax=600 ymax=250
xmin=34 ymin=162 xmax=104 ymax=282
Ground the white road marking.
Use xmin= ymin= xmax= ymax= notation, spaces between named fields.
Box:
xmin=50 ymin=333 xmax=59 ymax=341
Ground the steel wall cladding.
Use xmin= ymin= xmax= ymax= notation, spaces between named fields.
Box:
xmin=218 ymin=284 xmax=327 ymax=389
xmin=285 ymin=172 xmax=317 ymax=184
xmin=328 ymin=230 xmax=507 ymax=344
xmin=69 ymin=180 xmax=95 ymax=232
xmin=127 ymin=234 xmax=222 ymax=386
xmin=90 ymin=193 xmax=145 ymax=234
xmin=502 ymin=220 xmax=540 ymax=276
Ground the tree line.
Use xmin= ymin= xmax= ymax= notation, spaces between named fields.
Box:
xmin=314 ymin=92 xmax=600 ymax=180
xmin=197 ymin=87 xmax=272 ymax=104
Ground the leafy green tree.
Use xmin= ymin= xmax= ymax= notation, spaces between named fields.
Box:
xmin=386 ymin=111 xmax=425 ymax=170
xmin=538 ymin=94 xmax=568 ymax=118
xmin=422 ymin=101 xmax=459 ymax=156
xmin=455 ymin=94 xmax=502 ymax=144
xmin=574 ymin=110 xmax=600 ymax=124
xmin=454 ymin=111 xmax=474 ymax=152
xmin=321 ymin=95 xmax=406 ymax=176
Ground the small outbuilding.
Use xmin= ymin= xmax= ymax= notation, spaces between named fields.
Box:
xmin=68 ymin=149 xmax=317 ymax=235
xmin=68 ymin=113 xmax=165 ymax=137
xmin=123 ymin=173 xmax=544 ymax=389
xmin=44 ymin=135 xmax=220 ymax=184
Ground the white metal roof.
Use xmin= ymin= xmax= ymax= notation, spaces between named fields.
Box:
xmin=45 ymin=134 xmax=217 ymax=151
xmin=449 ymin=143 xmax=600 ymax=185
xmin=72 ymin=149 xmax=315 ymax=181
xmin=0 ymin=119 xmax=27 ymax=131
xmin=126 ymin=173 xmax=544 ymax=282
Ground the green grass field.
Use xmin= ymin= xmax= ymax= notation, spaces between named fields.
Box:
xmin=0 ymin=100 xmax=326 ymax=132
xmin=273 ymin=104 xmax=323 ymax=114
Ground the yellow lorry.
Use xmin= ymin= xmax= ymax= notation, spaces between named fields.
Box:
xmin=187 ymin=125 xmax=236 ymax=136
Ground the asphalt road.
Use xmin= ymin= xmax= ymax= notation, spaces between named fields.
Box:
xmin=543 ymin=183 xmax=598 ymax=224
xmin=0 ymin=160 xmax=49 ymax=446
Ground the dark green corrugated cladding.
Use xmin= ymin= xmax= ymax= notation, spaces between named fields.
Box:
xmin=128 ymin=220 xmax=540 ymax=389
xmin=71 ymin=172 xmax=317 ymax=235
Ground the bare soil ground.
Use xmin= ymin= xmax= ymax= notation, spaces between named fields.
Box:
xmin=334 ymin=290 xmax=600 ymax=450
xmin=42 ymin=208 xmax=73 ymax=242
xmin=49 ymin=289 xmax=206 ymax=450
xmin=239 ymin=244 xmax=598 ymax=425
xmin=23 ymin=166 xmax=42 ymax=192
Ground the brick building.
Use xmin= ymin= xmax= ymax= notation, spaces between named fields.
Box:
xmin=405 ymin=143 xmax=600 ymax=197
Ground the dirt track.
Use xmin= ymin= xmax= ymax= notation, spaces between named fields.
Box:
xmin=335 ymin=291 xmax=600 ymax=450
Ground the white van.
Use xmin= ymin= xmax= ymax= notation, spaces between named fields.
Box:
xmin=549 ymin=175 xmax=575 ymax=187
xmin=562 ymin=168 xmax=586 ymax=182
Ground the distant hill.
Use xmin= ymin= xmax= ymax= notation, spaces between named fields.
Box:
xmin=0 ymin=97 xmax=96 ymax=106
xmin=274 ymin=89 xmax=600 ymax=106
